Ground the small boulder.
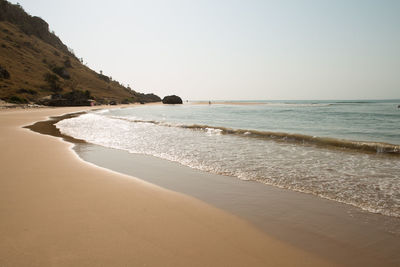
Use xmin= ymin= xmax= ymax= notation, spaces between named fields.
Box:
xmin=162 ymin=95 xmax=183 ymax=104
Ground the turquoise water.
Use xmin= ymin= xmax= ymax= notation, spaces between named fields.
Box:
xmin=109 ymin=100 xmax=400 ymax=146
xmin=56 ymin=100 xmax=400 ymax=217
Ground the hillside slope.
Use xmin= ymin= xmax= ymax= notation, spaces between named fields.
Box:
xmin=0 ymin=0 xmax=160 ymax=105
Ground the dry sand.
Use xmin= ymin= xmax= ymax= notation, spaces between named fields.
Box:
xmin=0 ymin=106 xmax=332 ymax=266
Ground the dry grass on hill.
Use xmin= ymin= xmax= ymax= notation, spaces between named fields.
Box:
xmin=0 ymin=21 xmax=158 ymax=105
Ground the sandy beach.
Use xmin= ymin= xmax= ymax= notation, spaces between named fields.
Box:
xmin=1 ymin=0 xmax=398 ymax=265
xmin=0 ymin=106 xmax=331 ymax=266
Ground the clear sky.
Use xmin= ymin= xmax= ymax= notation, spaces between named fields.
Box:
xmin=11 ymin=0 xmax=400 ymax=100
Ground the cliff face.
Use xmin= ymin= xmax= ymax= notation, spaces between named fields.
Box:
xmin=0 ymin=0 xmax=161 ymax=105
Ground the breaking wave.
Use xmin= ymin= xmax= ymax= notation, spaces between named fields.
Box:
xmin=114 ymin=117 xmax=400 ymax=155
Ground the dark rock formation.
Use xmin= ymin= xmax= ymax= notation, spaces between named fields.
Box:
xmin=162 ymin=95 xmax=183 ymax=104
xmin=139 ymin=93 xmax=161 ymax=103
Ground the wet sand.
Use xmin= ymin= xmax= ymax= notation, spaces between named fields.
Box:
xmin=0 ymin=107 xmax=330 ymax=266
xmin=75 ymin=144 xmax=400 ymax=267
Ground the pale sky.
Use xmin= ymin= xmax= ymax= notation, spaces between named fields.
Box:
xmin=11 ymin=0 xmax=400 ymax=100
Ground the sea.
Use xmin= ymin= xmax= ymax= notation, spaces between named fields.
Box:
xmin=56 ymin=100 xmax=400 ymax=218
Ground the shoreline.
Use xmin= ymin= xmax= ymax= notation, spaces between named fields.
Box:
xmin=24 ymin=107 xmax=400 ymax=266
xmin=0 ymin=106 xmax=331 ymax=266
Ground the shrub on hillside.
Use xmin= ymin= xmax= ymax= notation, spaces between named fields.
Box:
xmin=44 ymin=90 xmax=92 ymax=106
xmin=44 ymin=72 xmax=62 ymax=92
xmin=63 ymin=57 xmax=72 ymax=68
xmin=0 ymin=65 xmax=10 ymax=79
xmin=122 ymin=98 xmax=135 ymax=104
xmin=62 ymin=89 xmax=91 ymax=101
xmin=98 ymin=73 xmax=110 ymax=83
xmin=51 ymin=66 xmax=70 ymax=79
xmin=44 ymin=72 xmax=58 ymax=83
xmin=8 ymin=95 xmax=27 ymax=104
xmin=17 ymin=88 xmax=37 ymax=95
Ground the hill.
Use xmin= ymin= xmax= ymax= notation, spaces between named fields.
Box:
xmin=0 ymin=0 xmax=161 ymax=105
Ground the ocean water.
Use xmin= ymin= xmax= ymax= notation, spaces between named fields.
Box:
xmin=56 ymin=100 xmax=400 ymax=217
